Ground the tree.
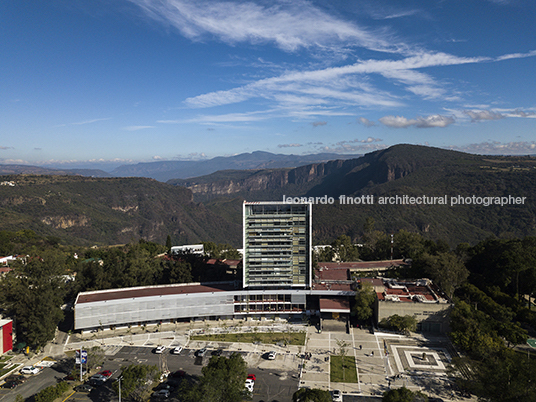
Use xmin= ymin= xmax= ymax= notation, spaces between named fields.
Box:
xmin=182 ymin=353 xmax=248 ymax=402
xmin=292 ymin=388 xmax=332 ymax=402
xmin=113 ymin=364 xmax=160 ymax=402
xmin=0 ymin=250 xmax=66 ymax=349
xmin=379 ymin=315 xmax=417 ymax=334
xmin=336 ymin=339 xmax=350 ymax=381
xmin=383 ymin=387 xmax=428 ymax=402
xmin=165 ymin=235 xmax=172 ymax=252
xmin=354 ymin=282 xmax=376 ymax=321
xmin=416 ymin=252 xmax=468 ymax=299
xmin=331 ymin=235 xmax=360 ymax=262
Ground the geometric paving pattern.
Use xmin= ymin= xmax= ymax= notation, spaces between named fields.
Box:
xmin=391 ymin=345 xmax=451 ymax=373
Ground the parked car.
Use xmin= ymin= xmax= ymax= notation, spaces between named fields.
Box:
xmin=154 ymin=382 xmax=174 ymax=391
xmin=245 ymin=381 xmax=254 ymax=393
xmin=211 ymin=348 xmax=223 ymax=356
xmin=152 ymin=389 xmax=170 ymax=398
xmin=20 ymin=366 xmax=40 ymax=375
xmin=247 ymin=374 xmax=256 ymax=381
xmin=90 ymin=373 xmax=107 ymax=382
xmin=154 ymin=345 xmax=166 ymax=354
xmin=2 ymin=380 xmax=22 ymax=389
xmin=5 ymin=375 xmax=26 ymax=384
xmin=332 ymin=389 xmax=343 ymax=402
xmin=169 ymin=370 xmax=186 ymax=378
xmin=75 ymin=384 xmax=94 ymax=392
xmin=196 ymin=347 xmax=207 ymax=357
xmin=267 ymin=351 xmax=277 ymax=360
xmin=62 ymin=374 xmax=77 ymax=381
xmin=171 ymin=346 xmax=183 ymax=354
xmin=99 ymin=370 xmax=113 ymax=378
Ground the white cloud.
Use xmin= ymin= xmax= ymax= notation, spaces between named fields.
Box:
xmin=278 ymin=143 xmax=302 ymax=148
xmin=379 ymin=114 xmax=455 ymax=128
xmin=379 ymin=115 xmax=416 ymax=128
xmin=414 ymin=115 xmax=455 ymax=128
xmin=129 ymin=0 xmax=397 ymax=54
xmin=337 ymin=137 xmax=383 ymax=146
xmin=159 ymin=110 xmax=270 ymax=124
xmin=122 ymin=125 xmax=155 ymax=131
xmin=463 ymin=110 xmax=504 ymax=122
xmin=318 ymin=142 xmax=387 ymax=153
xmin=447 ymin=141 xmax=536 ymax=155
xmin=358 ymin=117 xmax=376 ymax=127
xmin=183 ymin=51 xmax=495 ymax=113
xmin=71 ymin=118 xmax=111 ymax=125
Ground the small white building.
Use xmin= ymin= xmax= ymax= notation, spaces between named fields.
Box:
xmin=170 ymin=244 xmax=204 ymax=255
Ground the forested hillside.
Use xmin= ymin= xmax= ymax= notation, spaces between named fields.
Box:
xmin=0 ymin=175 xmax=241 ymax=246
xmin=179 ymin=145 xmax=536 ymax=246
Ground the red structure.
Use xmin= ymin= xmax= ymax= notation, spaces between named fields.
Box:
xmin=0 ymin=319 xmax=13 ymax=354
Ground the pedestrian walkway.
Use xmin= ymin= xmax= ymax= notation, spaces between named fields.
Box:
xmin=60 ymin=318 xmax=474 ymax=401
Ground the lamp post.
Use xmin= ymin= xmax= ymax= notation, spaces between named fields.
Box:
xmin=117 ymin=376 xmax=123 ymax=402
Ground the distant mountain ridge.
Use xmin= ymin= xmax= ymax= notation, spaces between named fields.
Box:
xmin=175 ymin=144 xmax=536 ymax=245
xmin=110 ymin=151 xmax=362 ymax=181
xmin=1 ymin=151 xmax=362 ymax=183
xmin=2 ymin=145 xmax=535 ymax=247
xmin=0 ymin=164 xmax=111 ymax=178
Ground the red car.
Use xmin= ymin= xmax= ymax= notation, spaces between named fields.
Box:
xmin=170 ymin=370 xmax=186 ymax=378
xmin=99 ymin=370 xmax=113 ymax=378
xmin=247 ymin=374 xmax=256 ymax=381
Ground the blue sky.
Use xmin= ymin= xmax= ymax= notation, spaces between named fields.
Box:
xmin=2 ymin=0 xmax=536 ymax=169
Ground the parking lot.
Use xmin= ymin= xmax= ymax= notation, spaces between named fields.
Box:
xmin=1 ymin=319 xmax=475 ymax=401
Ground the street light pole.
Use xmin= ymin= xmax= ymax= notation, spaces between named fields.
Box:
xmin=118 ymin=376 xmax=122 ymax=402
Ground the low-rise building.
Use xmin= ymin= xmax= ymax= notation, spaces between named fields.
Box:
xmin=0 ymin=319 xmax=13 ymax=355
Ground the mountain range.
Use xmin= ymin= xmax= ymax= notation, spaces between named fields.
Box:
xmin=1 ymin=145 xmax=535 ymax=247
xmin=0 ymin=151 xmax=361 ymax=182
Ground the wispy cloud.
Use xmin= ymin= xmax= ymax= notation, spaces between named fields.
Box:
xmin=278 ymin=143 xmax=302 ymax=148
xmin=55 ymin=118 xmax=112 ymax=128
xmin=160 ymin=110 xmax=270 ymax=124
xmin=182 ymin=51 xmax=505 ymax=113
xmin=311 ymin=121 xmax=327 ymax=127
xmin=0 ymin=146 xmax=14 ymax=150
xmin=447 ymin=141 xmax=536 ymax=155
xmin=72 ymin=118 xmax=112 ymax=125
xmin=129 ymin=0 xmax=399 ymax=54
xmin=122 ymin=125 xmax=155 ymax=131
xmin=319 ymin=141 xmax=386 ymax=154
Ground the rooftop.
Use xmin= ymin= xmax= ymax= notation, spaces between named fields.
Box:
xmin=76 ymin=282 xmax=236 ymax=304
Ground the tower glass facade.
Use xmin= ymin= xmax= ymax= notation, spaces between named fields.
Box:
xmin=243 ymin=201 xmax=312 ymax=288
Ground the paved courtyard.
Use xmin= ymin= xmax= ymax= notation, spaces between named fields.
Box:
xmin=5 ymin=318 xmax=476 ymax=401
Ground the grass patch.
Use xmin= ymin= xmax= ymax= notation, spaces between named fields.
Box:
xmin=330 ymin=355 xmax=358 ymax=383
xmin=190 ymin=331 xmax=306 ymax=346
xmin=0 ymin=355 xmax=12 ymax=363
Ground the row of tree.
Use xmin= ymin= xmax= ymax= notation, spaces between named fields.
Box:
xmin=0 ymin=230 xmax=240 ymax=349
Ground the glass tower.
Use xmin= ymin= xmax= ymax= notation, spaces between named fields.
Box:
xmin=243 ymin=201 xmax=312 ymax=288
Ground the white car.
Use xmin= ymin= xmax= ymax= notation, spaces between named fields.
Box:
xmin=152 ymin=389 xmax=170 ymax=398
xmin=267 ymin=351 xmax=276 ymax=360
xmin=20 ymin=366 xmax=40 ymax=375
xmin=154 ymin=345 xmax=166 ymax=354
xmin=171 ymin=346 xmax=183 ymax=354
xmin=332 ymin=389 xmax=343 ymax=402
xmin=245 ymin=381 xmax=254 ymax=393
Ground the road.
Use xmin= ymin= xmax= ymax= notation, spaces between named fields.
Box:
xmin=1 ymin=345 xmax=299 ymax=402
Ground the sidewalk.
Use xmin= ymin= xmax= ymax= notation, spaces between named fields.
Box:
xmin=59 ymin=318 xmax=473 ymax=401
